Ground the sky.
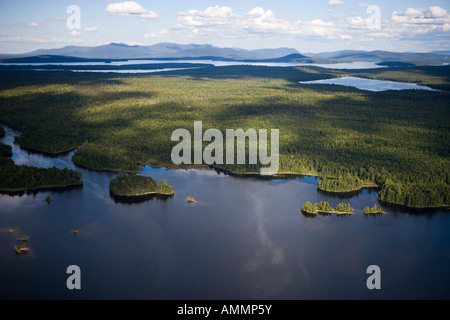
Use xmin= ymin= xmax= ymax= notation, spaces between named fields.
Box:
xmin=0 ymin=0 xmax=449 ymax=54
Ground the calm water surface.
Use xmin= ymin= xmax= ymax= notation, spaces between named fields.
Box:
xmin=299 ymin=76 xmax=439 ymax=91
xmin=0 ymin=126 xmax=449 ymax=299
xmin=0 ymin=60 xmax=385 ymax=71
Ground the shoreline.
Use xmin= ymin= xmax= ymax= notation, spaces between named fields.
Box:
xmin=72 ymin=160 xmax=139 ymax=174
xmin=109 ymin=190 xmax=174 ymax=197
xmin=208 ymin=165 xmax=319 ymax=179
xmin=317 ymin=183 xmax=380 ymax=194
xmin=109 ymin=189 xmax=174 ymax=203
xmin=17 ymin=144 xmax=79 ymax=157
xmin=2 ymin=126 xmax=448 ymax=211
xmin=301 ymin=209 xmax=354 ymax=215
xmin=376 ymin=196 xmax=450 ymax=211
xmin=0 ymin=182 xmax=83 ymax=195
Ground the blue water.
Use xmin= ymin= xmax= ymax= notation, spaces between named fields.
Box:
xmin=0 ymin=60 xmax=385 ymax=71
xmin=0 ymin=126 xmax=449 ymax=299
xmin=299 ymin=76 xmax=439 ymax=92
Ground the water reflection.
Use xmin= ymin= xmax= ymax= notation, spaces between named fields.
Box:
xmin=0 ymin=125 xmax=449 ymax=299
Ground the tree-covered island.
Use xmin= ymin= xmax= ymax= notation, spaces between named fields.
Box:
xmin=109 ymin=173 xmax=174 ymax=197
xmin=363 ymin=204 xmax=384 ymax=215
xmin=300 ymin=201 xmax=353 ymax=215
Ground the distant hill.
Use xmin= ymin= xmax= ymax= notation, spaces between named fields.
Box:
xmin=4 ymin=43 xmax=301 ymax=61
xmin=315 ymin=50 xmax=450 ymax=65
xmin=256 ymin=53 xmax=315 ymax=63
xmin=432 ymin=51 xmax=450 ymax=56
xmin=1 ymin=43 xmax=449 ymax=66
xmin=0 ymin=53 xmax=325 ymax=65
xmin=304 ymin=50 xmax=366 ymax=59
xmin=0 ymin=55 xmax=125 ymax=64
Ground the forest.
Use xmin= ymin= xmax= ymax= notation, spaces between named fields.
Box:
xmin=0 ymin=149 xmax=82 ymax=192
xmin=363 ymin=204 xmax=383 ymax=214
xmin=317 ymin=174 xmax=364 ymax=193
xmin=0 ymin=126 xmax=82 ymax=191
xmin=0 ymin=143 xmax=12 ymax=158
xmin=300 ymin=201 xmax=353 ymax=214
xmin=109 ymin=173 xmax=174 ymax=196
xmin=0 ymin=65 xmax=448 ymax=207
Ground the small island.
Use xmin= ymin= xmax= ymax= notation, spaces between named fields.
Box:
xmin=363 ymin=204 xmax=384 ymax=215
xmin=109 ymin=173 xmax=174 ymax=199
xmin=186 ymin=196 xmax=197 ymax=203
xmin=300 ymin=201 xmax=353 ymax=215
xmin=14 ymin=235 xmax=30 ymax=254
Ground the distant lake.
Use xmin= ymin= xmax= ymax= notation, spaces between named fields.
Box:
xmin=0 ymin=60 xmax=386 ymax=71
xmin=70 ymin=67 xmax=201 ymax=74
xmin=299 ymin=76 xmax=440 ymax=91
xmin=0 ymin=126 xmax=449 ymax=299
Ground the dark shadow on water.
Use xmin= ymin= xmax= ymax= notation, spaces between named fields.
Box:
xmin=0 ymin=183 xmax=83 ymax=197
xmin=301 ymin=211 xmax=317 ymax=219
xmin=109 ymin=191 xmax=174 ymax=205
xmin=378 ymin=198 xmax=449 ymax=217
xmin=209 ymin=165 xmax=313 ymax=182
xmin=18 ymin=145 xmax=77 ymax=158
xmin=317 ymin=188 xmax=364 ymax=199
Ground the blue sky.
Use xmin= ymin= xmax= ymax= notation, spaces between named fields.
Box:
xmin=0 ymin=0 xmax=449 ymax=53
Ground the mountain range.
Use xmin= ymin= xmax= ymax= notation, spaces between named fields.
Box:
xmin=1 ymin=43 xmax=449 ymax=65
xmin=1 ymin=43 xmax=300 ymax=61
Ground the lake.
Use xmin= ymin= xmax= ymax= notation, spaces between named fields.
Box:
xmin=299 ymin=76 xmax=440 ymax=91
xmin=0 ymin=60 xmax=385 ymax=72
xmin=0 ymin=126 xmax=449 ymax=299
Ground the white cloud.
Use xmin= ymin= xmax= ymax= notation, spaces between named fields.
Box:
xmin=339 ymin=5 xmax=450 ymax=41
xmin=177 ymin=5 xmax=236 ymax=27
xmin=345 ymin=16 xmax=367 ymax=28
xmin=84 ymin=26 xmax=98 ymax=32
xmin=27 ymin=22 xmax=38 ymax=27
xmin=173 ymin=6 xmax=336 ymax=38
xmin=144 ymin=29 xmax=169 ymax=38
xmin=135 ymin=4 xmax=449 ymax=52
xmin=106 ymin=1 xmax=158 ymax=20
xmin=328 ymin=0 xmax=344 ymax=6
xmin=429 ymin=6 xmax=447 ymax=18
xmin=70 ymin=30 xmax=81 ymax=36
xmin=0 ymin=34 xmax=64 ymax=43
xmin=389 ymin=6 xmax=450 ymax=35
